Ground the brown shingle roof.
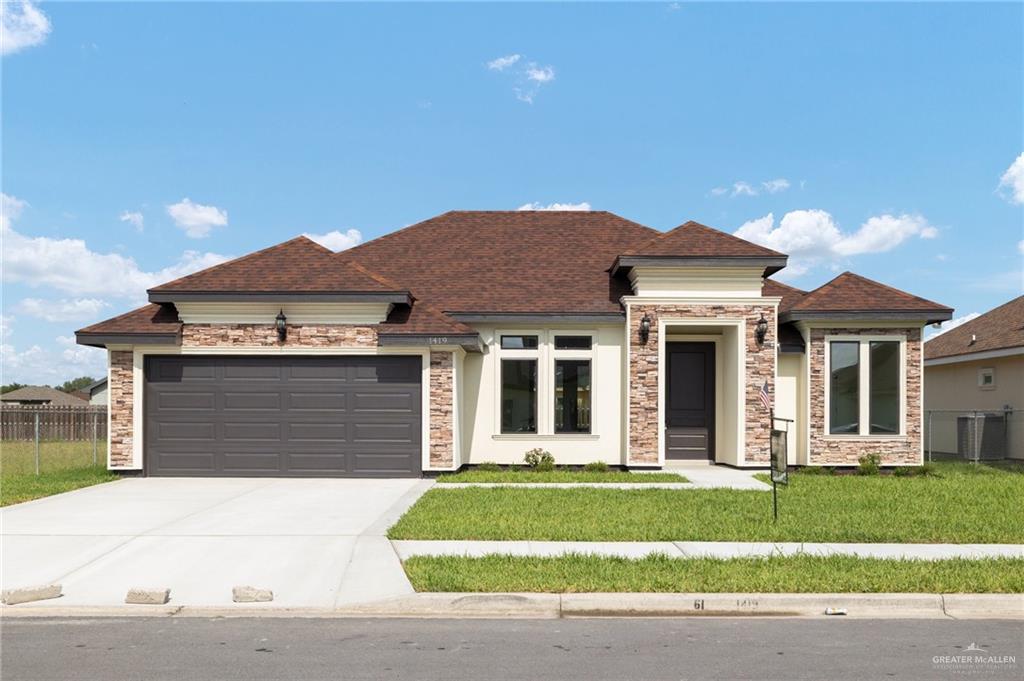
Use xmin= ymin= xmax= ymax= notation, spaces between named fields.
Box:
xmin=762 ymin=278 xmax=806 ymax=312
xmin=380 ymin=302 xmax=476 ymax=336
xmin=77 ymin=303 xmax=182 ymax=336
xmin=343 ymin=210 xmax=659 ymax=314
xmin=925 ymin=296 xmax=1024 ymax=361
xmin=149 ymin=236 xmax=402 ymax=294
xmin=786 ymin=272 xmax=952 ymax=320
xmin=0 ymin=386 xmax=89 ymax=406
xmin=624 ymin=220 xmax=785 ymax=258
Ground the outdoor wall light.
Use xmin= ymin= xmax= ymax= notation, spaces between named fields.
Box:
xmin=276 ymin=310 xmax=287 ymax=342
xmin=754 ymin=313 xmax=769 ymax=346
xmin=639 ymin=313 xmax=652 ymax=345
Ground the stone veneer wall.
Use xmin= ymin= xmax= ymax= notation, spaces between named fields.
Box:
xmin=807 ymin=327 xmax=922 ymax=465
xmin=181 ymin=323 xmax=377 ymax=347
xmin=109 ymin=350 xmax=134 ymax=467
xmin=628 ymin=303 xmax=777 ymax=465
xmin=429 ymin=351 xmax=455 ymax=468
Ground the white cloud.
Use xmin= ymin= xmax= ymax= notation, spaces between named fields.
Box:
xmin=1018 ymin=240 xmax=1024 ymax=255
xmin=997 ymin=153 xmax=1024 ymax=205
xmin=735 ymin=209 xmax=939 ymax=278
xmin=762 ymin=178 xmax=791 ymax=194
xmin=166 ymin=198 xmax=228 ymax=238
xmin=302 ymin=229 xmax=363 ymax=252
xmin=711 ymin=178 xmax=792 ymax=198
xmin=487 ymin=54 xmax=521 ymax=71
xmin=517 ymin=202 xmax=592 ymax=211
xmin=119 ymin=210 xmax=144 ymax=231
xmin=2 ymin=193 xmax=229 ymax=303
xmin=1 ymin=0 xmax=51 ymax=56
xmin=1 ymin=333 xmax=107 ymax=386
xmin=925 ymin=312 xmax=981 ymax=341
xmin=16 ymin=298 xmax=111 ymax=322
xmin=525 ymin=64 xmax=555 ymax=83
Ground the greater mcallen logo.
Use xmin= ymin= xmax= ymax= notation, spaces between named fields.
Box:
xmin=932 ymin=642 xmax=1017 ymax=674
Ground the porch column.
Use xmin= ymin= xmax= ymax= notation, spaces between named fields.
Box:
xmin=108 ymin=349 xmax=134 ymax=468
xmin=428 ymin=350 xmax=455 ymax=468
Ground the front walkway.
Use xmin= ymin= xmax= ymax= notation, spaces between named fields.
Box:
xmin=1 ymin=477 xmax=434 ymax=608
xmin=392 ymin=539 xmax=1024 ymax=560
xmin=644 ymin=463 xmax=772 ymax=490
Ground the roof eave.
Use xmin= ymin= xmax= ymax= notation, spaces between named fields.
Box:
xmin=611 ymin=255 xmax=788 ymax=277
xmin=75 ymin=331 xmax=182 ymax=349
xmin=447 ymin=312 xmax=625 ymax=323
xmin=148 ymin=291 xmax=412 ymax=304
xmin=377 ymin=333 xmax=483 ymax=353
xmin=780 ymin=309 xmax=954 ymax=325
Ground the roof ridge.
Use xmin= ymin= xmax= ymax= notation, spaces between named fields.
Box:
xmin=149 ymin=236 xmax=326 ymax=292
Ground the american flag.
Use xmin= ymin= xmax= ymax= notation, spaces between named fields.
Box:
xmin=759 ymin=380 xmax=772 ymax=411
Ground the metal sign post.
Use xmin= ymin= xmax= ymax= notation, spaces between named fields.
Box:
xmin=770 ymin=413 xmax=792 ymax=522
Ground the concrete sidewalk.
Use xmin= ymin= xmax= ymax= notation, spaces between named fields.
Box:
xmin=392 ymin=539 xmax=1024 ymax=560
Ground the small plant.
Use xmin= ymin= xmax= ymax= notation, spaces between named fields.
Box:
xmin=857 ymin=452 xmax=881 ymax=476
xmin=524 ymin=448 xmax=555 ymax=471
xmin=893 ymin=466 xmax=913 ymax=477
xmin=583 ymin=461 xmax=610 ymax=473
xmin=919 ymin=463 xmax=938 ymax=477
xmin=799 ymin=466 xmax=831 ymax=476
xmin=476 ymin=461 xmax=501 ymax=472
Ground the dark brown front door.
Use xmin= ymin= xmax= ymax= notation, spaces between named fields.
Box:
xmin=665 ymin=342 xmax=715 ymax=460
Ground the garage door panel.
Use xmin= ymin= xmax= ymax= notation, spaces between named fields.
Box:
xmin=145 ymin=355 xmax=422 ymax=478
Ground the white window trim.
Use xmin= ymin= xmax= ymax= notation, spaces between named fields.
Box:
xmin=823 ymin=334 xmax=907 ymax=439
xmin=978 ymin=367 xmax=996 ymax=390
xmin=493 ymin=329 xmax=596 ymax=437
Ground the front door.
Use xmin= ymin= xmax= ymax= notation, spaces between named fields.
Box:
xmin=665 ymin=342 xmax=715 ymax=460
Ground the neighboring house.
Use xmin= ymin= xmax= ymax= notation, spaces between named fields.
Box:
xmin=0 ymin=386 xmax=90 ymax=407
xmin=84 ymin=378 xmax=109 ymax=406
xmin=923 ymin=296 xmax=1024 ymax=460
xmin=76 ymin=212 xmax=952 ymax=477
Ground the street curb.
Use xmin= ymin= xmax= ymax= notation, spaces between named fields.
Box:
xmin=2 ymin=592 xmax=1021 ymax=620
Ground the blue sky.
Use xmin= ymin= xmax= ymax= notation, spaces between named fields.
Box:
xmin=2 ymin=1 xmax=1022 ymax=384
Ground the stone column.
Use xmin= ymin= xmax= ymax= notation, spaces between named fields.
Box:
xmin=108 ymin=350 xmax=134 ymax=468
xmin=429 ymin=351 xmax=455 ymax=468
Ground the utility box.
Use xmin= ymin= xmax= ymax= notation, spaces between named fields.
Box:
xmin=956 ymin=413 xmax=1007 ymax=461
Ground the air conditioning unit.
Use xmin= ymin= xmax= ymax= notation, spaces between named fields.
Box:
xmin=956 ymin=413 xmax=1007 ymax=461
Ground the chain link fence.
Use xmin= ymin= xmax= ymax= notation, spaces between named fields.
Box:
xmin=0 ymin=405 xmax=108 ymax=476
xmin=924 ymin=408 xmax=1018 ymax=462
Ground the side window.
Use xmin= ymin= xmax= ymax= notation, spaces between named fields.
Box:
xmin=501 ymin=359 xmax=537 ymax=433
xmin=829 ymin=341 xmax=860 ymax=434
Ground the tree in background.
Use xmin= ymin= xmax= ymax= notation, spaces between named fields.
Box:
xmin=54 ymin=377 xmax=98 ymax=394
xmin=1 ymin=383 xmax=28 ymax=394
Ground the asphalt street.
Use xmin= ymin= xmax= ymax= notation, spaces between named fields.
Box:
xmin=2 ymin=616 xmax=1021 ymax=680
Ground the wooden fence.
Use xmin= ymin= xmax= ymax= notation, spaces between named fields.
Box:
xmin=0 ymin=405 xmax=108 ymax=442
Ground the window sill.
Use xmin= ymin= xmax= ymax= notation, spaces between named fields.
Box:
xmin=492 ymin=434 xmax=600 ymax=441
xmin=822 ymin=434 xmax=907 ymax=441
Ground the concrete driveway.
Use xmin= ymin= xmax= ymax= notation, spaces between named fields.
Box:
xmin=1 ymin=477 xmax=432 ymax=608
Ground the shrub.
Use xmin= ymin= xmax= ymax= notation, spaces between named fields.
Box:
xmin=919 ymin=463 xmax=939 ymax=477
xmin=476 ymin=461 xmax=501 ymax=472
xmin=583 ymin=461 xmax=610 ymax=473
xmin=893 ymin=466 xmax=913 ymax=477
xmin=858 ymin=453 xmax=881 ymax=476
xmin=524 ymin=448 xmax=555 ymax=471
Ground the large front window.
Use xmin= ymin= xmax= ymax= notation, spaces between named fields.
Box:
xmin=828 ymin=337 xmax=904 ymax=436
xmin=501 ymin=359 xmax=537 ymax=433
xmin=554 ymin=359 xmax=591 ymax=433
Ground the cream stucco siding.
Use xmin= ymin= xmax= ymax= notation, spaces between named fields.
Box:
xmin=776 ymin=353 xmax=802 ymax=465
xmin=460 ymin=324 xmax=625 ymax=465
xmin=923 ymin=354 xmax=1023 ymax=459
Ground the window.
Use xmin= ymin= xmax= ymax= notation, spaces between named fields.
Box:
xmin=555 ymin=359 xmax=591 ymax=433
xmin=554 ymin=335 xmax=592 ymax=350
xmin=869 ymin=341 xmax=899 ymax=434
xmin=501 ymin=335 xmax=538 ymax=350
xmin=827 ymin=337 xmax=905 ymax=437
xmin=829 ymin=341 xmax=860 ymax=434
xmin=978 ymin=368 xmax=996 ymax=390
xmin=501 ymin=359 xmax=537 ymax=433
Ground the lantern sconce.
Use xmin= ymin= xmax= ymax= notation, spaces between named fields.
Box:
xmin=754 ymin=313 xmax=768 ymax=347
xmin=276 ymin=309 xmax=287 ymax=342
xmin=639 ymin=313 xmax=652 ymax=345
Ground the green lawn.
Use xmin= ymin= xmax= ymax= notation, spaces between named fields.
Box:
xmin=1 ymin=440 xmax=116 ymax=506
xmin=1 ymin=466 xmax=120 ymax=507
xmin=403 ymin=554 xmax=1024 ymax=594
xmin=389 ymin=462 xmax=1024 ymax=543
xmin=436 ymin=469 xmax=687 ymax=483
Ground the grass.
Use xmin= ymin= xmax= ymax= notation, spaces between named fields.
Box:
xmin=436 ymin=469 xmax=687 ymax=483
xmin=1 ymin=465 xmax=119 ymax=507
xmin=403 ymin=554 xmax=1024 ymax=594
xmin=1 ymin=440 xmax=116 ymax=506
xmin=389 ymin=461 xmax=1024 ymax=543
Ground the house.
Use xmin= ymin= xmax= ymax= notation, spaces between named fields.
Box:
xmin=0 ymin=386 xmax=90 ymax=407
xmin=75 ymin=211 xmax=952 ymax=477
xmin=923 ymin=296 xmax=1023 ymax=460
xmin=84 ymin=378 xmax=108 ymax=406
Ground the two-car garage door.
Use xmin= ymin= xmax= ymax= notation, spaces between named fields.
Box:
xmin=144 ymin=355 xmax=422 ymax=477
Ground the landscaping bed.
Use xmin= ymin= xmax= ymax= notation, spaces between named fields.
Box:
xmin=390 ymin=462 xmax=1024 ymax=543
xmin=403 ymin=553 xmax=1024 ymax=594
xmin=436 ymin=469 xmax=687 ymax=484
xmin=1 ymin=466 xmax=119 ymax=507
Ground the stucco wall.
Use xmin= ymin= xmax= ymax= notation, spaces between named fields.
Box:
xmin=460 ymin=324 xmax=625 ymax=466
xmin=807 ymin=327 xmax=922 ymax=465
xmin=923 ymin=355 xmax=1023 ymax=459
xmin=776 ymin=353 xmax=802 ymax=465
